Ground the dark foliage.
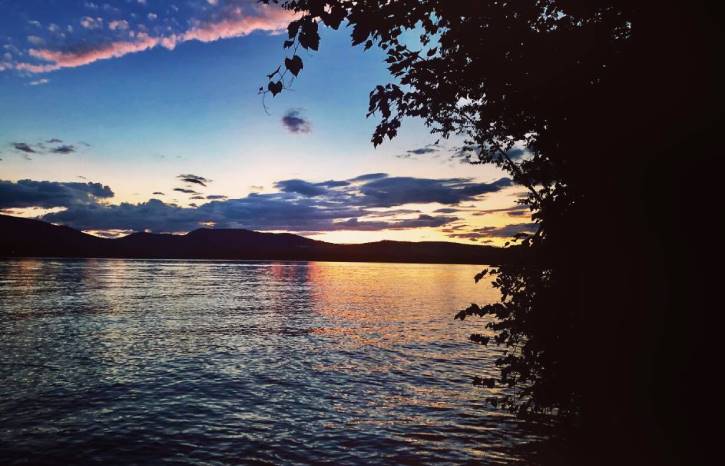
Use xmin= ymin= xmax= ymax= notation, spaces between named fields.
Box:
xmin=261 ymin=1 xmax=722 ymax=463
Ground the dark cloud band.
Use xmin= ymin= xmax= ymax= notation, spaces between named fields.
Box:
xmin=0 ymin=179 xmax=113 ymax=209
xmin=1 ymin=173 xmax=514 ymax=235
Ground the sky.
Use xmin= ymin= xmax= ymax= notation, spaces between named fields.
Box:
xmin=0 ymin=0 xmax=533 ymax=245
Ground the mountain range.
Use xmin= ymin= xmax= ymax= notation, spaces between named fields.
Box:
xmin=0 ymin=214 xmax=511 ymax=264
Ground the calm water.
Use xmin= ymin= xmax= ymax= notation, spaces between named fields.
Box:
xmin=0 ymin=259 xmax=541 ymax=465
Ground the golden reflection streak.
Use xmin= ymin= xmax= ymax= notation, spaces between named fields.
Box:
xmin=306 ymin=261 xmax=499 ymax=348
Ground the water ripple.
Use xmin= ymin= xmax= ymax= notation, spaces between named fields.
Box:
xmin=0 ymin=259 xmax=543 ymax=465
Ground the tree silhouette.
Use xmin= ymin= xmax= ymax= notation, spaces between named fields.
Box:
xmin=261 ymin=1 xmax=721 ymax=463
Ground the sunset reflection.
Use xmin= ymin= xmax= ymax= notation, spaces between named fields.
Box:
xmin=0 ymin=259 xmax=533 ymax=464
xmin=306 ymin=261 xmax=499 ymax=348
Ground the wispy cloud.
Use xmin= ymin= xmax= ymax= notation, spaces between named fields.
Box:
xmin=80 ymin=16 xmax=103 ymax=30
xmin=12 ymin=142 xmax=36 ymax=154
xmin=14 ymin=5 xmax=293 ymax=74
xmin=51 ymin=144 xmax=76 ymax=154
xmin=397 ymin=143 xmax=440 ymax=159
xmin=447 ymin=223 xmax=538 ymax=241
xmin=178 ymin=174 xmax=211 ymax=187
xmin=173 ymin=187 xmax=199 ymax=194
xmin=7 ymin=139 xmax=82 ymax=158
xmin=108 ymin=20 xmax=129 ymax=31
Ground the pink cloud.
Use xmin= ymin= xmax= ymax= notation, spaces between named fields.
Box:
xmin=180 ymin=8 xmax=292 ymax=45
xmin=108 ymin=20 xmax=129 ymax=31
xmin=80 ymin=16 xmax=103 ymax=30
xmin=21 ymin=33 xmax=158 ymax=73
xmin=14 ymin=6 xmax=293 ymax=74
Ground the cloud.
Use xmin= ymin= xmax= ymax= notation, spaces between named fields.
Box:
xmin=395 ymin=143 xmax=523 ymax=164
xmin=274 ymin=179 xmax=327 ymax=197
xmin=358 ymin=176 xmax=512 ymax=207
xmin=392 ymin=214 xmax=456 ymax=229
xmin=349 ymin=173 xmax=388 ymax=182
xmin=83 ymin=229 xmax=134 ymax=239
xmin=177 ymin=5 xmax=292 ymax=45
xmin=40 ymin=196 xmax=457 ymax=234
xmin=50 ymin=144 xmax=76 ymax=154
xmin=178 ymin=174 xmax=211 ymax=187
xmin=12 ymin=142 xmax=36 ymax=154
xmin=41 ymin=195 xmax=353 ymax=233
xmin=317 ymin=180 xmax=350 ymax=188
xmin=19 ymin=33 xmax=161 ymax=73
xmin=281 ymin=109 xmax=311 ymax=134
xmin=507 ymin=209 xmax=529 ymax=217
xmin=27 ymin=36 xmax=45 ymax=46
xmin=447 ymin=223 xmax=538 ymax=240
xmin=80 ymin=17 xmax=104 ymax=30
xmin=472 ymin=205 xmax=530 ymax=216
xmin=0 ymin=179 xmax=113 ymax=209
xmin=152 ymin=191 xmax=165 ymax=195
xmin=173 ymin=187 xmax=199 ymax=194
xmin=13 ymin=5 xmax=293 ymax=73
xmin=8 ymin=140 xmax=81 ymax=157
xmin=397 ymin=143 xmax=440 ymax=159
xmin=5 ymin=173 xmax=516 ymax=236
xmin=331 ymin=214 xmax=456 ymax=231
xmin=108 ymin=20 xmax=129 ymax=31
xmin=408 ymin=146 xmax=438 ymax=155
xmin=451 ymin=145 xmax=529 ymax=164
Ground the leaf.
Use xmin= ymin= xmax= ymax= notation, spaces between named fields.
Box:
xmin=284 ymin=55 xmax=303 ymax=76
xmin=351 ymin=23 xmax=369 ymax=46
xmin=322 ymin=5 xmax=346 ymax=30
xmin=474 ymin=269 xmax=488 ymax=283
xmin=283 ymin=39 xmax=294 ymax=49
xmin=267 ymin=81 xmax=283 ymax=97
xmin=299 ymin=20 xmax=320 ymax=51
xmin=470 ymin=334 xmax=491 ymax=345
xmin=472 ymin=377 xmax=496 ymax=388
xmin=287 ymin=20 xmax=300 ymax=39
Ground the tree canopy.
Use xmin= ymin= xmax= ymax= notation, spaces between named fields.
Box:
xmin=260 ymin=1 xmax=721 ymax=463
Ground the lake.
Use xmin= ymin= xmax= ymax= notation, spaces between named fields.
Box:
xmin=0 ymin=259 xmax=542 ymax=465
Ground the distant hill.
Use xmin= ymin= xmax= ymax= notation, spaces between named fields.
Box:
xmin=0 ymin=214 xmax=511 ymax=264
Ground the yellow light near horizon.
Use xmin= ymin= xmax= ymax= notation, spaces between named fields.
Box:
xmin=308 ymin=228 xmax=448 ymax=244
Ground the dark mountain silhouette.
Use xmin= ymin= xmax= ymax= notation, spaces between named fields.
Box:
xmin=0 ymin=214 xmax=511 ymax=264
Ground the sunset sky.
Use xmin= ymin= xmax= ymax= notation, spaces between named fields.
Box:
xmin=0 ymin=0 xmax=532 ymax=244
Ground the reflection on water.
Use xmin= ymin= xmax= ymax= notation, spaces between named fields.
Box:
xmin=0 ymin=259 xmax=541 ymax=465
